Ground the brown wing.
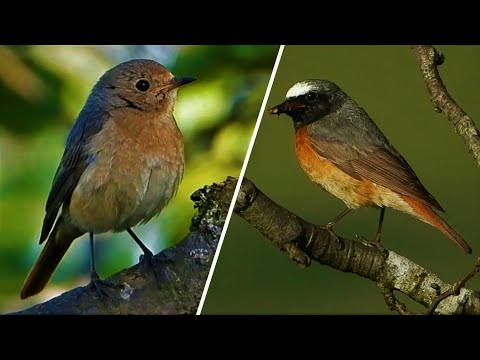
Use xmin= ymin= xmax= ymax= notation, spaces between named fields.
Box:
xmin=40 ymin=162 xmax=86 ymax=244
xmin=307 ymin=135 xmax=444 ymax=212
xmin=40 ymin=109 xmax=107 ymax=243
xmin=40 ymin=156 xmax=87 ymax=243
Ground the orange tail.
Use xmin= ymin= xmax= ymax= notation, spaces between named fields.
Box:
xmin=402 ymin=196 xmax=472 ymax=254
xmin=21 ymin=217 xmax=83 ymax=299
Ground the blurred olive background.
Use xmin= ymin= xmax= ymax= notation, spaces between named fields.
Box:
xmin=203 ymin=45 xmax=480 ymax=314
xmin=0 ymin=45 xmax=279 ymax=313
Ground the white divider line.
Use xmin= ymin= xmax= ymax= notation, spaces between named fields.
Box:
xmin=195 ymin=45 xmax=285 ymax=315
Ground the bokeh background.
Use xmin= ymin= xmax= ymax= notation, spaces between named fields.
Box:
xmin=203 ymin=45 xmax=480 ymax=314
xmin=0 ymin=45 xmax=279 ymax=313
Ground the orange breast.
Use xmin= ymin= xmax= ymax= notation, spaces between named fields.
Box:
xmin=69 ymin=109 xmax=184 ymax=233
xmin=295 ymin=127 xmax=377 ymax=209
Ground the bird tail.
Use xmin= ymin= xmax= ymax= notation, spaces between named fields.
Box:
xmin=402 ymin=196 xmax=472 ymax=254
xmin=21 ymin=216 xmax=83 ymax=299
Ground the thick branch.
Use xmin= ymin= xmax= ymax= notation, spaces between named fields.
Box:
xmin=234 ymin=177 xmax=480 ymax=315
xmin=11 ymin=178 xmax=237 ymax=315
xmin=411 ymin=45 xmax=480 ymax=166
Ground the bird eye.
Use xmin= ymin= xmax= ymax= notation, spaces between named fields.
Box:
xmin=135 ymin=79 xmax=150 ymax=92
xmin=306 ymin=92 xmax=317 ymax=101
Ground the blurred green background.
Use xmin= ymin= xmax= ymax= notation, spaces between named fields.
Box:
xmin=203 ymin=45 xmax=480 ymax=314
xmin=0 ymin=45 xmax=279 ymax=313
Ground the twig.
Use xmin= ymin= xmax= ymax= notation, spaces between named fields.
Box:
xmin=411 ymin=45 xmax=480 ymax=166
xmin=233 ymin=177 xmax=480 ymax=315
xmin=426 ymin=257 xmax=480 ymax=315
xmin=378 ymin=283 xmax=415 ymax=315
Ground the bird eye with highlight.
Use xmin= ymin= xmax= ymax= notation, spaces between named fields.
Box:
xmin=135 ymin=79 xmax=150 ymax=92
xmin=306 ymin=92 xmax=317 ymax=102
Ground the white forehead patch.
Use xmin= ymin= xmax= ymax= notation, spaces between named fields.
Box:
xmin=286 ymin=82 xmax=315 ymax=99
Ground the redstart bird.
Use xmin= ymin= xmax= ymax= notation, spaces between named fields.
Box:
xmin=21 ymin=59 xmax=196 ymax=299
xmin=269 ymin=79 xmax=472 ymax=253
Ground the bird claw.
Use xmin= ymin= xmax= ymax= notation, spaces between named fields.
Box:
xmin=328 ymin=231 xmax=341 ymax=244
xmin=139 ymin=250 xmax=156 ymax=271
xmin=305 ymin=227 xmax=317 ymax=249
xmin=320 ymin=225 xmax=345 ymax=250
xmin=320 ymin=224 xmax=337 ymax=241
xmin=88 ymin=272 xmax=118 ymax=298
xmin=139 ymin=250 xmax=162 ymax=289
xmin=355 ymin=234 xmax=385 ymax=251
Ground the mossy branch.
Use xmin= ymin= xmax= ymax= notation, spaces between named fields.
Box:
xmin=11 ymin=178 xmax=237 ymax=315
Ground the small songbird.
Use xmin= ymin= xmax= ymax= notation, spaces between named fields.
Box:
xmin=269 ymin=79 xmax=472 ymax=253
xmin=21 ymin=59 xmax=196 ymax=299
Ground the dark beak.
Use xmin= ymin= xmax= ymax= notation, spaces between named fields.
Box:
xmin=172 ymin=76 xmax=197 ymax=87
xmin=163 ymin=76 xmax=197 ymax=92
xmin=269 ymin=100 xmax=305 ymax=115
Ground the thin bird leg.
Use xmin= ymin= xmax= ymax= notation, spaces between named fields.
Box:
xmin=126 ymin=228 xmax=155 ymax=260
xmin=90 ymin=232 xmax=99 ymax=279
xmin=126 ymin=228 xmax=161 ymax=288
xmin=374 ymin=207 xmax=386 ymax=243
xmin=324 ymin=208 xmax=352 ymax=229
xmin=321 ymin=208 xmax=352 ymax=244
xmin=88 ymin=232 xmax=116 ymax=297
xmin=355 ymin=208 xmax=387 ymax=251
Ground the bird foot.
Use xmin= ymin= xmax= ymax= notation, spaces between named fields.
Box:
xmin=355 ymin=234 xmax=385 ymax=251
xmin=88 ymin=272 xmax=118 ymax=298
xmin=305 ymin=227 xmax=317 ymax=249
xmin=139 ymin=250 xmax=162 ymax=289
xmin=139 ymin=249 xmax=156 ymax=271
xmin=319 ymin=225 xmax=345 ymax=251
xmin=320 ymin=223 xmax=340 ymax=242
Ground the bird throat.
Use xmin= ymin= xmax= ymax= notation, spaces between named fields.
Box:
xmin=292 ymin=114 xmax=318 ymax=130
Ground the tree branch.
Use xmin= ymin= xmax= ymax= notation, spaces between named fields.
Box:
xmin=426 ymin=257 xmax=480 ymax=315
xmin=233 ymin=177 xmax=480 ymax=315
xmin=11 ymin=177 xmax=237 ymax=315
xmin=411 ymin=45 xmax=480 ymax=166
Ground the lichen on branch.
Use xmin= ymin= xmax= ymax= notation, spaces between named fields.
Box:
xmin=11 ymin=177 xmax=238 ymax=315
xmin=233 ymin=177 xmax=480 ymax=315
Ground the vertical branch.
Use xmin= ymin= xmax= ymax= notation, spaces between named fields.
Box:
xmin=411 ymin=45 xmax=480 ymax=166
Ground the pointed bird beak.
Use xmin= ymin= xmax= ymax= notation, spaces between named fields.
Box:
xmin=161 ymin=76 xmax=197 ymax=92
xmin=269 ymin=100 xmax=305 ymax=115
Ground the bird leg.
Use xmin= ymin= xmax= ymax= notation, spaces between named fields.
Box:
xmin=87 ymin=232 xmax=117 ymax=298
xmin=355 ymin=208 xmax=386 ymax=250
xmin=321 ymin=208 xmax=352 ymax=244
xmin=126 ymin=228 xmax=162 ymax=287
xmin=374 ymin=207 xmax=386 ymax=243
xmin=126 ymin=228 xmax=156 ymax=265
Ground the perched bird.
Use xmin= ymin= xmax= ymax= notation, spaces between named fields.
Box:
xmin=21 ymin=59 xmax=196 ymax=299
xmin=269 ymin=79 xmax=471 ymax=253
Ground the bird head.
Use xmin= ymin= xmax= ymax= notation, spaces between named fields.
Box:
xmin=269 ymin=79 xmax=346 ymax=129
xmin=93 ymin=59 xmax=196 ymax=112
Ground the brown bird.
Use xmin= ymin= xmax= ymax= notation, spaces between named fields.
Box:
xmin=21 ymin=59 xmax=196 ymax=299
xmin=270 ymin=79 xmax=472 ymax=253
